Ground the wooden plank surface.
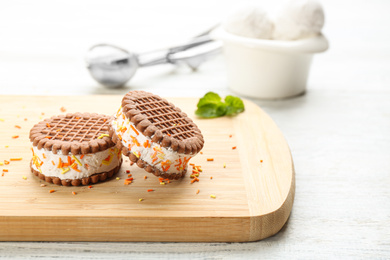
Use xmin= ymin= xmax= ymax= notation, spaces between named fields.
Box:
xmin=0 ymin=95 xmax=294 ymax=242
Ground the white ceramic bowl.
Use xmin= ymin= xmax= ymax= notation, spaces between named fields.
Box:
xmin=212 ymin=28 xmax=329 ymax=99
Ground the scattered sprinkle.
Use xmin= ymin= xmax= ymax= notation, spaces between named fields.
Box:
xmin=4 ymin=160 xmax=10 ymax=165
xmin=12 ymin=135 xmax=19 ymax=139
xmin=196 ymin=189 xmax=200 ymax=194
xmin=0 ymin=162 xmax=3 ymax=166
xmin=45 ymin=136 xmax=52 ymax=139
xmin=72 ymin=191 xmax=77 ymax=195
xmin=260 ymin=160 xmax=263 ymax=163
xmin=200 ymin=152 xmax=203 ymax=155
xmin=60 ymin=107 xmax=66 ymax=112
xmin=41 ymin=112 xmax=45 ymax=116
xmin=160 ymin=182 xmax=165 ymax=185
xmin=22 ymin=176 xmax=27 ymax=180
xmin=0 ymin=118 xmax=4 ymax=122
xmin=40 ymin=184 xmax=46 ymax=187
xmin=46 ymin=123 xmax=51 ymax=128
xmin=14 ymin=125 xmax=21 ymax=129
xmin=126 ymin=170 xmax=130 ymax=173
xmin=2 ymin=169 xmax=8 ymax=172
xmin=49 ymin=189 xmax=55 ymax=193
xmin=144 ymin=176 xmax=147 ymax=179
xmin=207 ymin=158 xmax=214 ymax=162
xmin=97 ymin=134 xmax=109 ymax=139
xmin=232 ymin=146 xmax=237 ymax=150
xmin=24 ymin=118 xmax=28 ymax=121
xmin=147 ymin=189 xmax=154 ymax=192
xmin=116 ymin=177 xmax=120 ymax=180
xmin=210 ymin=176 xmax=213 ymax=179
xmin=88 ymin=185 xmax=92 ymax=189
xmin=61 ymin=168 xmax=70 ymax=174
xmin=127 ymin=174 xmax=132 ymax=177
xmin=1 ymin=173 xmax=4 ymax=177
xmin=223 ymin=163 xmax=226 ymax=168
xmin=132 ymin=151 xmax=140 ymax=158
xmin=210 ymin=194 xmax=216 ymax=199
xmin=139 ymin=198 xmax=144 ymax=202
xmin=229 ymin=135 xmax=233 ymax=138
xmin=5 ymin=146 xmax=9 ymax=148
xmin=167 ymin=133 xmax=171 ymax=136
xmin=10 ymin=158 xmax=22 ymax=161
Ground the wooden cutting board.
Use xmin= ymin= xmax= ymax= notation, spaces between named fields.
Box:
xmin=0 ymin=95 xmax=294 ymax=242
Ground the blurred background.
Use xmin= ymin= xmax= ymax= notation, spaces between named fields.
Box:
xmin=0 ymin=0 xmax=388 ymax=96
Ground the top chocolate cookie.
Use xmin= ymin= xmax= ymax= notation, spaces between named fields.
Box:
xmin=29 ymin=112 xmax=115 ymax=155
xmin=121 ymin=91 xmax=204 ymax=155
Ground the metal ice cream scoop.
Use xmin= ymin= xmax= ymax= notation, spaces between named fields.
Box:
xmin=86 ymin=33 xmax=221 ymax=88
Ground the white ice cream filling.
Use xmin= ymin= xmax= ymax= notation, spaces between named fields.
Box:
xmin=112 ymin=107 xmax=195 ymax=174
xmin=31 ymin=145 xmax=122 ymax=180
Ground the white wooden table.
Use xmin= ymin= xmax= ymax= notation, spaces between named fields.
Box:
xmin=0 ymin=0 xmax=389 ymax=258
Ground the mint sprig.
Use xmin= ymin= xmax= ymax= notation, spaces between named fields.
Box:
xmin=195 ymin=92 xmax=245 ymax=118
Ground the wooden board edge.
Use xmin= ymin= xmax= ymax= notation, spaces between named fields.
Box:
xmin=0 ymin=216 xmax=253 ymax=242
xmin=248 ymin=161 xmax=295 ymax=241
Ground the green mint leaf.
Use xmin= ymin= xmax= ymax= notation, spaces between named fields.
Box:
xmin=225 ymin=95 xmax=245 ymax=116
xmin=197 ymin=92 xmax=222 ymax=108
xmin=195 ymin=103 xmax=227 ymax=118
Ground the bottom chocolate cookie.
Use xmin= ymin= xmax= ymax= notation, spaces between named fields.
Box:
xmin=30 ymin=159 xmax=122 ymax=186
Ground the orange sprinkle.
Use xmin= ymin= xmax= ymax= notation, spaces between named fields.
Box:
xmin=147 ymin=189 xmax=154 ymax=192
xmin=12 ymin=135 xmax=19 ymax=139
xmin=57 ymin=158 xmax=62 ymax=168
xmin=207 ymin=158 xmax=214 ymax=161
xmin=229 ymin=135 xmax=233 ymax=138
xmin=10 ymin=158 xmax=22 ymax=161
xmin=200 ymin=151 xmax=203 ymax=155
xmin=24 ymin=118 xmax=28 ymax=121
xmin=60 ymin=107 xmax=66 ymax=112
xmin=85 ymin=164 xmax=89 ymax=169
xmin=58 ymin=135 xmax=63 ymax=138
xmin=126 ymin=178 xmax=133 ymax=181
xmin=196 ymin=189 xmax=200 ymax=194
xmin=189 ymin=163 xmax=195 ymax=166
xmin=4 ymin=160 xmax=9 ymax=165
xmin=144 ymin=176 xmax=147 ymax=179
xmin=2 ymin=169 xmax=8 ymax=172
xmin=124 ymin=181 xmax=132 ymax=185
xmin=167 ymin=180 xmax=171 ymax=184
xmin=42 ymin=153 xmax=46 ymax=159
xmin=167 ymin=133 xmax=171 ymax=136
xmin=127 ymin=174 xmax=132 ymax=177
xmin=260 ymin=160 xmax=263 ymax=163
xmin=41 ymin=112 xmax=45 ymax=115
xmin=46 ymin=123 xmax=51 ymax=128
xmin=126 ymin=170 xmax=130 ymax=173
xmin=210 ymin=176 xmax=213 ymax=179
xmin=130 ymin=161 xmax=134 ymax=166
xmin=14 ymin=125 xmax=21 ymax=129
xmin=158 ymin=178 xmax=164 ymax=181
xmin=232 ymin=146 xmax=237 ymax=150
xmin=130 ymin=125 xmax=139 ymax=135
xmin=1 ymin=173 xmax=4 ymax=177
xmin=72 ymin=191 xmax=77 ymax=195
xmin=143 ymin=140 xmax=150 ymax=148
xmin=72 ymin=167 xmax=81 ymax=173
xmin=45 ymin=136 xmax=52 ymax=139
xmin=75 ymin=117 xmax=80 ymax=119
xmin=88 ymin=185 xmax=92 ymax=189
xmin=80 ymin=154 xmax=85 ymax=159
xmin=51 ymin=161 xmax=55 ymax=166
xmin=49 ymin=189 xmax=55 ymax=193
xmin=67 ymin=156 xmax=71 ymax=165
